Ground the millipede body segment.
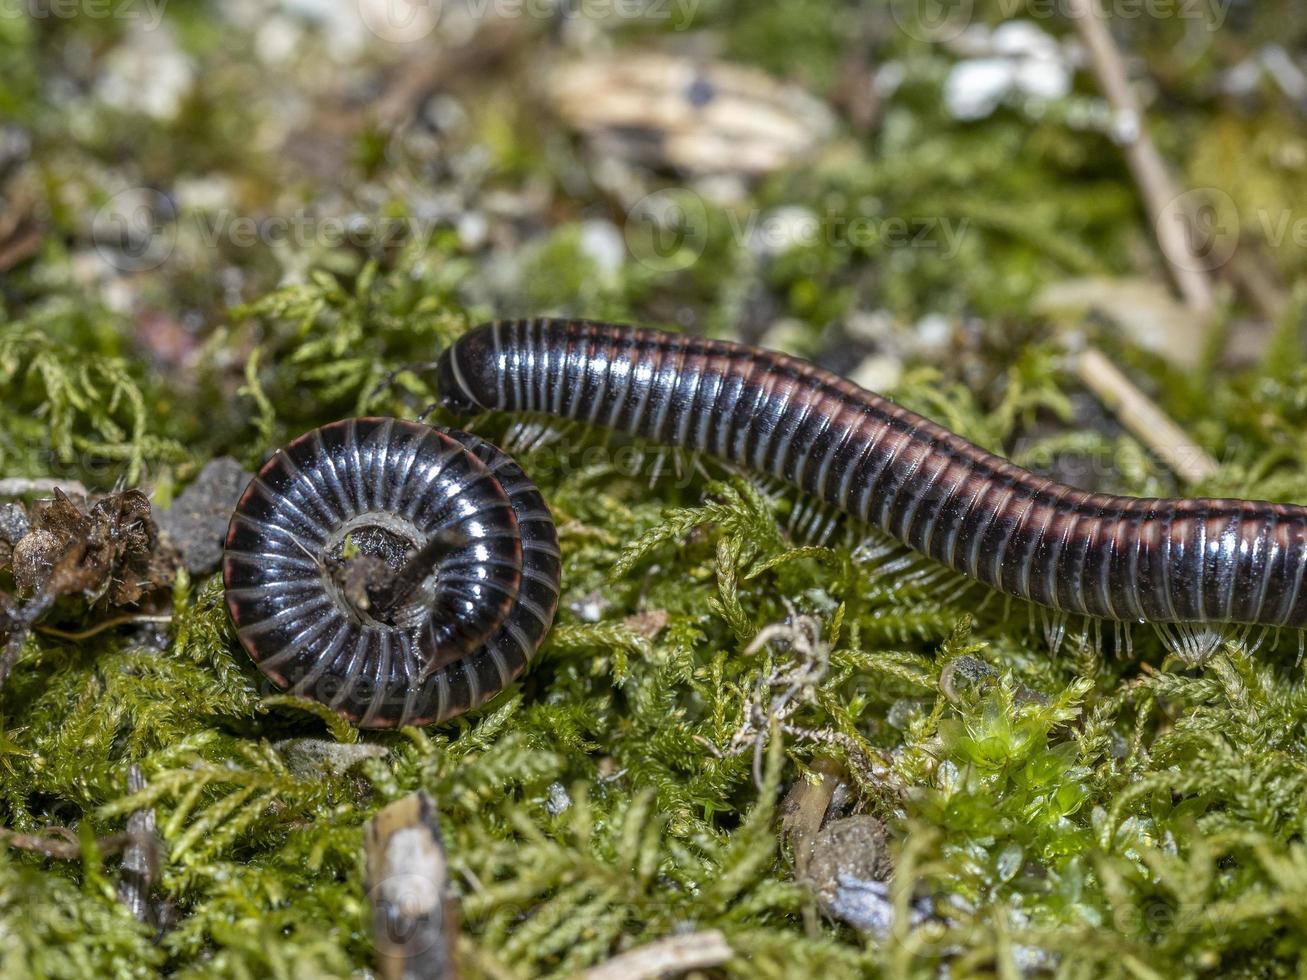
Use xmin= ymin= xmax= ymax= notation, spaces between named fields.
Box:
xmin=438 ymin=318 xmax=1307 ymax=633
xmin=223 ymin=418 xmax=560 ymax=728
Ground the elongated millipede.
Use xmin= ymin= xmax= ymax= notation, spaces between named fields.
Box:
xmin=223 ymin=418 xmax=560 ymax=728
xmin=438 ymin=318 xmax=1307 ymax=650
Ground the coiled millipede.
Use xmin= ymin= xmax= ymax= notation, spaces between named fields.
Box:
xmin=223 ymin=419 xmax=560 ymax=728
xmin=225 ymin=318 xmax=1307 ymax=727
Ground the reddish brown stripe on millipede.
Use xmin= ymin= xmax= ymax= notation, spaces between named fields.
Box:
xmin=438 ymin=318 xmax=1307 ymax=632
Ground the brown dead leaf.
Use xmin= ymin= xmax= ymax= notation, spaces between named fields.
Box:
xmin=16 ymin=489 xmax=173 ymax=605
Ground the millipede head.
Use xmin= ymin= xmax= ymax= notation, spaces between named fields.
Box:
xmin=436 ymin=323 xmax=500 ymax=416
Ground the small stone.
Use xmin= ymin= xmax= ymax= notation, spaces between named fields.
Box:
xmin=254 ymin=16 xmax=303 ymax=64
xmin=95 ymin=25 xmax=195 ymax=121
xmin=991 ymin=20 xmax=1061 ymax=61
xmin=944 ymin=58 xmax=1016 ymax=121
xmin=804 ymin=816 xmax=896 ymax=937
xmin=155 ymin=458 xmax=254 ymax=575
xmin=457 ymin=211 xmax=489 ymax=251
xmin=550 ymin=52 xmax=834 ymax=176
xmin=849 ymin=354 xmax=903 ymax=394
xmin=274 ymin=738 xmax=389 ymax=777
xmin=578 ymin=220 xmax=626 ymax=279
xmin=914 ymin=313 xmax=953 ymax=352
xmin=545 ymin=781 xmax=572 ymax=816
xmin=939 ymin=654 xmax=997 ymax=704
xmin=0 ymin=503 xmax=30 ymax=545
xmin=746 ymin=206 xmax=821 ymax=258
xmin=1013 ymin=56 xmax=1072 ymax=102
xmin=568 ymin=591 xmax=610 ymax=623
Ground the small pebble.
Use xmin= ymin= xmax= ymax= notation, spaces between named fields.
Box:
xmin=578 ymin=220 xmax=626 ymax=279
xmin=274 ymin=738 xmax=389 ymax=777
xmin=0 ymin=503 xmax=30 ymax=545
xmin=545 ymin=781 xmax=572 ymax=816
xmin=95 ymin=25 xmax=194 ymax=121
xmin=803 ymin=816 xmax=897 ymax=937
xmin=938 ymin=655 xmax=996 ymax=703
xmin=155 ymin=458 xmax=254 ymax=575
xmin=568 ymin=591 xmax=610 ymax=623
xmin=746 ymin=206 xmax=821 ymax=258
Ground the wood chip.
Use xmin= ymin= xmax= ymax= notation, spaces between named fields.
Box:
xmin=579 ymin=930 xmax=734 ymax=980
xmin=365 ymin=792 xmax=459 ymax=980
xmin=549 ymin=52 xmax=834 ymax=175
xmin=779 ymin=756 xmax=846 ymax=936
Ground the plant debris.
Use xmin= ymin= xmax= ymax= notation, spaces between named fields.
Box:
xmin=0 ymin=487 xmax=176 ymax=687
xmin=548 ymin=51 xmax=835 ymax=175
xmin=7 ymin=490 xmax=170 ymax=606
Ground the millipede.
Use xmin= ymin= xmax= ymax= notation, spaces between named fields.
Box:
xmin=223 ymin=418 xmax=560 ymax=728
xmin=226 ymin=318 xmax=1307 ymax=727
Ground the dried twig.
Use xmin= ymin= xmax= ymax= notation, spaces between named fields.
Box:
xmin=1076 ymin=346 xmax=1219 ymax=484
xmin=697 ymin=608 xmax=888 ymax=788
xmin=116 ymin=765 xmax=163 ymax=926
xmin=579 ymin=930 xmax=734 ymax=980
xmin=1066 ymin=0 xmax=1216 ymax=314
xmin=0 ymin=826 xmax=132 ymax=859
xmin=35 ymin=614 xmax=173 ymax=642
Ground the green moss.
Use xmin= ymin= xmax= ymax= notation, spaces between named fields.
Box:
xmin=5 ymin=4 xmax=1307 ymax=977
xmin=4 ymin=202 xmax=1307 ymax=979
